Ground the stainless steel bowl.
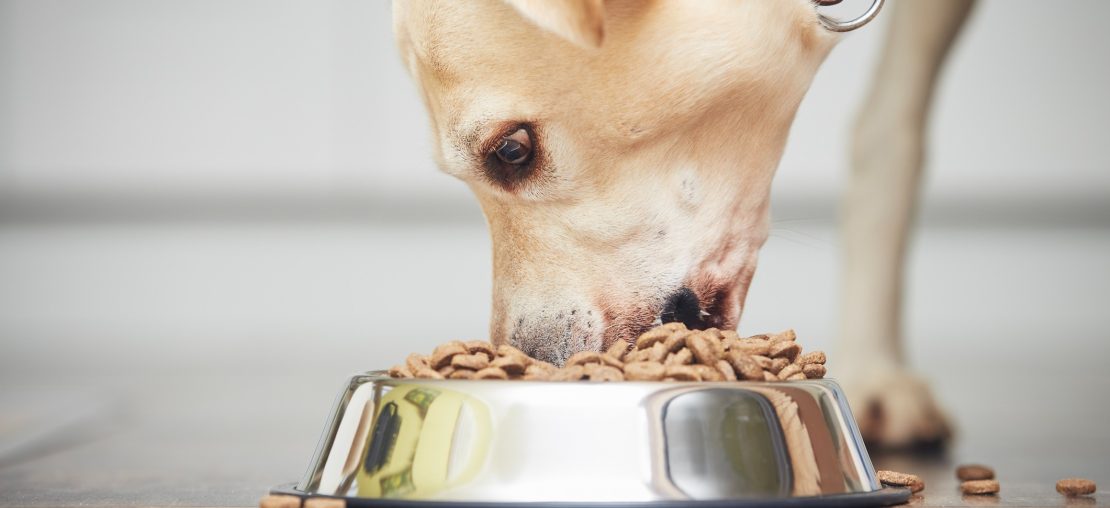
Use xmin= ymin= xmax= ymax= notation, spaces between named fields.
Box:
xmin=272 ymin=372 xmax=909 ymax=507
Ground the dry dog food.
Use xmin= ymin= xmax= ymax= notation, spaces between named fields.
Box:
xmin=956 ymin=464 xmax=995 ymax=481
xmin=258 ymin=495 xmax=304 ymax=508
xmin=387 ymin=322 xmax=828 ymax=382
xmin=960 ymin=479 xmax=1000 ymax=495
xmin=876 ymin=470 xmax=925 ymax=493
xmin=1056 ymin=478 xmax=1096 ymax=496
xmin=303 ymin=498 xmax=346 ymax=508
xmin=258 ymin=496 xmax=345 ymax=508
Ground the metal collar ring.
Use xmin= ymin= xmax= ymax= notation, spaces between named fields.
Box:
xmin=817 ymin=0 xmax=886 ymax=33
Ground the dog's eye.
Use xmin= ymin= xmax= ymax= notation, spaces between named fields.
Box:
xmin=483 ymin=125 xmax=539 ymax=189
xmin=494 ymin=128 xmax=533 ymax=165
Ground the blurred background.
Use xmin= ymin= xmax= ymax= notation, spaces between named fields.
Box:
xmin=1 ymin=0 xmax=1108 ymax=506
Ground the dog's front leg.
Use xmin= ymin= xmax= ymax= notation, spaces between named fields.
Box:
xmin=838 ymin=0 xmax=976 ymax=449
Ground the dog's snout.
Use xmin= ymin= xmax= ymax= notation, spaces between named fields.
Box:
xmin=506 ymin=308 xmax=604 ymax=366
xmin=661 ymin=287 xmax=706 ymax=330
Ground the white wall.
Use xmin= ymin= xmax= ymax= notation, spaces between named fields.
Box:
xmin=787 ymin=0 xmax=1110 ymax=205
xmin=1 ymin=0 xmax=1108 ymax=212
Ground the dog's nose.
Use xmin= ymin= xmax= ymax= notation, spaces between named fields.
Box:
xmin=660 ymin=287 xmax=707 ymax=330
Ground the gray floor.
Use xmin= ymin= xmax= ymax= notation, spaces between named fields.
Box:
xmin=1 ymin=218 xmax=1108 ymax=507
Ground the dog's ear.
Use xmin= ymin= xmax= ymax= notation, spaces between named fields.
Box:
xmin=503 ymin=0 xmax=606 ymax=49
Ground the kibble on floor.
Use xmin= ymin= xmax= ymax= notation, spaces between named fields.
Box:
xmin=877 ymin=470 xmax=926 ymax=494
xmin=1056 ymin=478 xmax=1096 ymax=497
xmin=961 ymin=480 xmax=1001 ymax=495
xmin=956 ymin=464 xmax=995 ymax=481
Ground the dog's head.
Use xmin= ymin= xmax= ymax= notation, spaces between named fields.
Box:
xmin=394 ymin=0 xmax=837 ymax=364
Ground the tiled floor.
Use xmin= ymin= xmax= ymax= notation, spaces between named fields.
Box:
xmin=1 ymin=220 xmax=1107 ymax=506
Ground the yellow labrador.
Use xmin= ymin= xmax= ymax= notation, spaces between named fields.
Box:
xmin=392 ymin=0 xmax=961 ymax=448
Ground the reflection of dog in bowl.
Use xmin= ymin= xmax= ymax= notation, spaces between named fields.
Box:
xmin=392 ymin=0 xmax=971 ymax=449
xmin=356 ymin=386 xmax=491 ymax=498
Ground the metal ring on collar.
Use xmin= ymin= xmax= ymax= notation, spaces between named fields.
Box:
xmin=817 ymin=0 xmax=886 ymax=33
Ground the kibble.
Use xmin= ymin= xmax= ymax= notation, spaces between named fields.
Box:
xmin=635 ymin=328 xmax=669 ymax=350
xmin=960 ymin=479 xmax=1000 ymax=495
xmin=624 ymin=348 xmax=648 ymax=363
xmin=588 ymin=365 xmax=625 ymax=382
xmin=606 ymin=340 xmax=631 ymax=360
xmin=448 ymin=369 xmax=474 ymax=380
xmin=643 ymin=341 xmax=663 ymax=362
xmin=726 ymin=351 xmax=765 ymax=381
xmin=770 ymin=329 xmax=797 ymax=343
xmin=566 ymin=351 xmax=601 ymax=367
xmin=524 ymin=362 xmax=555 ymax=377
xmin=877 ymin=470 xmax=925 ymax=494
xmin=430 ymin=341 xmax=468 ymax=369
xmin=663 ymin=333 xmax=688 ymax=353
xmin=549 ymin=364 xmax=586 ymax=381
xmin=387 ymin=323 xmax=828 ymax=383
xmin=259 ymin=495 xmax=302 ymax=508
xmin=1056 ymin=478 xmax=1096 ymax=497
xmin=686 ymin=333 xmax=721 ymax=365
xmin=693 ymin=364 xmax=724 ymax=381
xmin=802 ymin=363 xmax=827 ymax=379
xmin=473 ymin=367 xmax=508 ymax=380
xmin=405 ymin=353 xmax=429 ymax=373
xmin=777 ymin=363 xmax=803 ymax=381
xmin=731 ymin=339 xmax=771 ymax=356
xmin=464 ymin=340 xmax=495 ymax=357
xmin=769 ymin=341 xmax=801 ymax=361
xmin=956 ymin=464 xmax=995 ymax=481
xmin=624 ymin=361 xmax=666 ymax=381
xmin=387 ymin=365 xmax=412 ymax=378
xmin=497 ymin=344 xmax=529 ymax=361
xmin=490 ymin=356 xmax=526 ymax=376
xmin=600 ymin=354 xmax=624 ymax=369
xmin=798 ymin=351 xmax=827 ymax=366
xmin=665 ymin=348 xmax=693 ymax=366
xmin=716 ymin=360 xmax=737 ymax=381
xmin=413 ymin=367 xmax=443 ymax=379
xmin=663 ymin=364 xmax=701 ymax=381
xmin=450 ymin=353 xmax=490 ymax=370
xmin=303 ymin=498 xmax=345 ymax=508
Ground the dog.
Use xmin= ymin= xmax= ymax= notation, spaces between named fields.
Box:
xmin=392 ymin=0 xmax=967 ymax=449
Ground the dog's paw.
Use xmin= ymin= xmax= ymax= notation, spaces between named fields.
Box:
xmin=840 ymin=367 xmax=953 ymax=451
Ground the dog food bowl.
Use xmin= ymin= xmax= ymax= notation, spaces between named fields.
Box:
xmin=271 ymin=372 xmax=909 ymax=507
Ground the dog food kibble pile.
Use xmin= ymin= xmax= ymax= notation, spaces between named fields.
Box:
xmin=387 ymin=322 xmax=827 ymax=382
